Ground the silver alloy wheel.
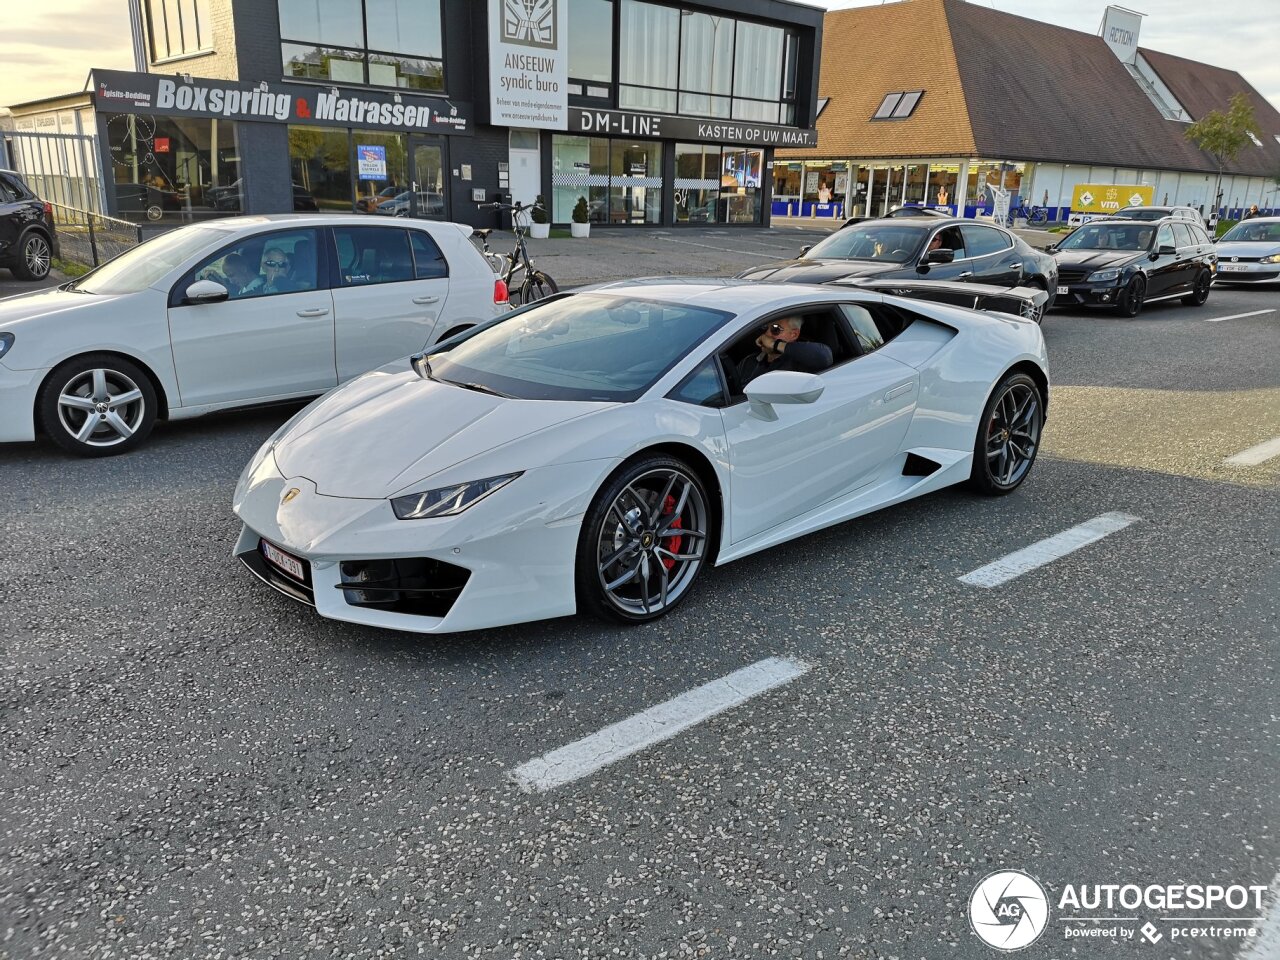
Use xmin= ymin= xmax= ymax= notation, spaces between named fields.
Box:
xmin=595 ymin=467 xmax=709 ymax=617
xmin=25 ymin=235 xmax=51 ymax=278
xmin=55 ymin=367 xmax=147 ymax=448
xmin=1019 ymin=296 xmax=1044 ymax=323
xmin=985 ymin=381 xmax=1041 ymax=487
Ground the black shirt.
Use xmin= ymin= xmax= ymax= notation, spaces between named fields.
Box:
xmin=737 ymin=340 xmax=833 ymax=387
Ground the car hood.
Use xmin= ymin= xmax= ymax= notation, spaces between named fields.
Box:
xmin=0 ymin=286 xmax=123 ymax=330
xmin=1053 ymin=249 xmax=1141 ymax=271
xmin=272 ymin=365 xmax=614 ymax=499
xmin=737 ymin=258 xmax=904 ymax=283
xmin=1215 ymin=241 xmax=1280 ymax=258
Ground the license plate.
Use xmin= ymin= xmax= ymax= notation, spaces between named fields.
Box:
xmin=1056 ymin=285 xmax=1068 ymax=295
xmin=261 ymin=539 xmax=305 ymax=581
xmin=1218 ymin=263 xmax=1245 ymax=272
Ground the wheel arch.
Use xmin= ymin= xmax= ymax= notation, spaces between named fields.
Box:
xmin=36 ymin=350 xmax=171 ymax=430
xmin=1001 ymin=360 xmax=1049 ymax=419
xmin=614 ymin=441 xmax=727 ymax=565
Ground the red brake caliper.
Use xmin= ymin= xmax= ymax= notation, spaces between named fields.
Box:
xmin=660 ymin=494 xmax=682 ymax=571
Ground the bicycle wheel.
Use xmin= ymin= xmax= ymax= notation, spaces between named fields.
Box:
xmin=520 ymin=270 xmax=558 ymax=305
xmin=1029 ymin=208 xmax=1048 ymax=226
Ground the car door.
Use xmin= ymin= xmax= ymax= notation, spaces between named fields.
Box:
xmin=721 ymin=303 xmax=919 ymax=544
xmin=167 ymin=227 xmax=337 ymax=407
xmin=330 ymin=225 xmax=450 ymax=381
xmin=959 ymin=224 xmax=1023 ymax=285
xmin=0 ymin=174 xmax=27 ymax=260
xmin=1171 ymin=222 xmax=1203 ymax=291
xmin=1144 ymin=223 xmax=1182 ymax=297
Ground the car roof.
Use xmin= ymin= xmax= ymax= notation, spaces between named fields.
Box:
xmin=583 ymin=277 xmax=871 ymax=315
xmin=200 ymin=213 xmax=465 ymax=231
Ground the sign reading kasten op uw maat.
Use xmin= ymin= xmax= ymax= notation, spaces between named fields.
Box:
xmin=488 ymin=0 xmax=568 ymax=130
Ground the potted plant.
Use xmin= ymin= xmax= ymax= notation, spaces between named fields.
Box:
xmin=529 ymin=195 xmax=550 ymax=239
xmin=571 ymin=195 xmax=590 ymax=238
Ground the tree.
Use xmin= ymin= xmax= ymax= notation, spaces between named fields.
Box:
xmin=1185 ymin=93 xmax=1258 ymax=219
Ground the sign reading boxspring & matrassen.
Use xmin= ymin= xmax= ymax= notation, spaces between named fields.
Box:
xmin=489 ymin=0 xmax=569 ymax=130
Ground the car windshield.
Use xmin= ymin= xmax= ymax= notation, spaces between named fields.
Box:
xmin=1114 ymin=208 xmax=1167 ymax=221
xmin=804 ymin=223 xmax=927 ymax=262
xmin=1220 ymin=221 xmax=1280 ymax=242
xmin=69 ymin=226 xmax=223 ymax=295
xmin=1058 ymin=223 xmax=1154 ymax=251
xmin=426 ymin=293 xmax=731 ymax=402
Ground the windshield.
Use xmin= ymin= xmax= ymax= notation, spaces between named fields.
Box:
xmin=70 ymin=226 xmax=223 ymax=295
xmin=426 ymin=294 xmax=731 ymax=402
xmin=805 ymin=223 xmax=927 ymax=262
xmin=1220 ymin=220 xmax=1280 ymax=242
xmin=1058 ymin=223 xmax=1155 ymax=251
xmin=1114 ymin=208 xmax=1167 ymax=221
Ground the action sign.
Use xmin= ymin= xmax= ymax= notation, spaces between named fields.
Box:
xmin=357 ymin=144 xmax=387 ymax=180
xmin=1071 ymin=183 xmax=1154 ymax=213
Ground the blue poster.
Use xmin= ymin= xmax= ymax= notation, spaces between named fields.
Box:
xmin=357 ymin=144 xmax=387 ymax=180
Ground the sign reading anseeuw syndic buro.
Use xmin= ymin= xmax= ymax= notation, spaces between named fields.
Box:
xmin=489 ymin=0 xmax=568 ymax=130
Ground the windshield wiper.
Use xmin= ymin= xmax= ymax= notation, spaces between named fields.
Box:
xmin=449 ymin=380 xmax=512 ymax=399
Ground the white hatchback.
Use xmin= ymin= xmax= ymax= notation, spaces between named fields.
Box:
xmin=0 ymin=214 xmax=509 ymax=456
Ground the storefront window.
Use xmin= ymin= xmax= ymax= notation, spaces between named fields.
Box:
xmin=279 ymin=0 xmax=444 ymax=90
xmin=569 ymin=0 xmax=613 ymax=83
xmin=552 ymin=135 xmax=610 ymax=223
xmin=288 ymin=125 xmax=353 ymax=212
xmin=904 ymin=163 xmax=928 ymax=206
xmin=611 ymin=141 xmax=663 ymax=225
xmin=969 ymin=161 xmax=1025 ymax=212
xmin=926 ymin=163 xmax=959 ymax=211
xmin=675 ymin=143 xmax=720 ymax=223
xmin=796 ymin=160 xmax=847 ymax=218
xmin=106 ymin=114 xmax=240 ymax=223
xmin=721 ymin=147 xmax=762 ymax=224
xmin=351 ymin=131 xmax=408 ymax=215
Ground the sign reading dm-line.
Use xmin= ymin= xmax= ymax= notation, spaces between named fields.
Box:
xmin=489 ymin=0 xmax=568 ymax=130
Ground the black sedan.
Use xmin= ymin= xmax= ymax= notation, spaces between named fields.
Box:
xmin=1050 ymin=217 xmax=1216 ymax=317
xmin=739 ymin=218 xmax=1058 ymax=316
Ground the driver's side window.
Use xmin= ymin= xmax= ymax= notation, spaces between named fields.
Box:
xmin=717 ymin=308 xmax=852 ymax=402
xmin=189 ymin=229 xmax=319 ymax=301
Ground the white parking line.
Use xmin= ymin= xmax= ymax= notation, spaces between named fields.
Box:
xmin=1225 ymin=436 xmax=1280 ymax=467
xmin=1201 ymin=309 xmax=1275 ymax=323
xmin=511 ymin=656 xmax=811 ymax=793
xmin=958 ymin=512 xmax=1140 ymax=588
xmin=1238 ymin=871 xmax=1280 ymax=960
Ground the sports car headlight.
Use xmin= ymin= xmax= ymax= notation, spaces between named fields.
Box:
xmin=0 ymin=333 xmax=13 ymax=361
xmin=1087 ymin=268 xmax=1121 ymax=282
xmin=391 ymin=473 xmax=522 ymax=520
xmin=1259 ymin=254 xmax=1280 ymax=264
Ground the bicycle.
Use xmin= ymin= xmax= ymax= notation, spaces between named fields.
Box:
xmin=474 ymin=201 xmax=558 ymax=306
xmin=1007 ymin=202 xmax=1050 ymax=226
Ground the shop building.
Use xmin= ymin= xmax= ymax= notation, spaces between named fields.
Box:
xmin=8 ymin=0 xmax=822 ymax=229
xmin=775 ymin=0 xmax=1280 ymax=222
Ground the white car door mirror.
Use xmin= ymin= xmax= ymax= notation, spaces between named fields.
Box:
xmin=744 ymin=370 xmax=825 ymax=421
xmin=185 ymin=279 xmax=229 ymax=304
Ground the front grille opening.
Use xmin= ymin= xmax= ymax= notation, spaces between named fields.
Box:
xmin=338 ymin=557 xmax=471 ymax=618
xmin=903 ymin=453 xmax=942 ymax=477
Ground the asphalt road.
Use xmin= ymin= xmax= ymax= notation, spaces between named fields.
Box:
xmin=0 ymin=268 xmax=1276 ymax=959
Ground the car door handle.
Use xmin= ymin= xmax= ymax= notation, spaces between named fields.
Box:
xmin=1009 ymin=262 xmax=1023 ymax=270
xmin=412 ymin=295 xmax=441 ymax=305
xmin=884 ymin=382 xmax=914 ymax=401
xmin=957 ymin=271 xmax=972 ymax=279
xmin=295 ymin=307 xmax=330 ymax=318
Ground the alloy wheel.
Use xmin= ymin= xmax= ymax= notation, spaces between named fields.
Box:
xmin=55 ymin=367 xmax=147 ymax=448
xmin=984 ymin=382 xmax=1041 ymax=488
xmin=25 ymin=235 xmax=51 ymax=278
xmin=594 ymin=467 xmax=709 ymax=617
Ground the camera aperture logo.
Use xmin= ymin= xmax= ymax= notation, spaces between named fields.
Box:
xmin=969 ymin=870 xmax=1050 ymax=951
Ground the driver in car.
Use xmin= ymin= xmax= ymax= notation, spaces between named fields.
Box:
xmin=737 ymin=316 xmax=833 ymax=387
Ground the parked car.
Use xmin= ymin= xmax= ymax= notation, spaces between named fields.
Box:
xmin=375 ymin=191 xmax=446 ymax=218
xmin=232 ymin=278 xmax=1048 ymax=633
xmin=842 ymin=205 xmax=951 ymax=227
xmin=738 ymin=217 xmax=1058 ymax=313
xmin=1049 ymin=217 xmax=1216 ymax=316
xmin=0 ymin=169 xmax=59 ymax=281
xmin=0 ymin=215 xmax=510 ymax=456
xmin=1106 ymin=205 xmax=1203 ymax=224
xmin=356 ymin=185 xmax=406 ymax=213
xmin=1212 ymin=217 xmax=1280 ymax=284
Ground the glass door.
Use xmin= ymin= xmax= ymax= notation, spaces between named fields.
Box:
xmin=867 ymin=167 xmax=888 ymax=218
xmin=409 ymin=138 xmax=449 ymax=220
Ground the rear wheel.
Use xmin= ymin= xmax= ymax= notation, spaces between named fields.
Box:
xmin=12 ymin=231 xmax=52 ymax=280
xmin=38 ymin=355 xmax=157 ymax=457
xmin=1114 ymin=274 xmax=1146 ymax=318
xmin=576 ymin=456 xmax=711 ymax=623
xmin=968 ymin=372 xmax=1043 ymax=495
xmin=1182 ymin=269 xmax=1211 ymax=306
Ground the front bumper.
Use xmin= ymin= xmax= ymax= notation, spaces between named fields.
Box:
xmin=0 ymin=362 xmax=44 ymax=443
xmin=232 ymin=456 xmax=615 ymax=634
xmin=1052 ymin=280 xmax=1126 ymax=308
xmin=1213 ymin=263 xmax=1279 ymax=283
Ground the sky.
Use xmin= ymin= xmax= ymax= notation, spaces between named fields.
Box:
xmin=0 ymin=0 xmax=1277 ymax=110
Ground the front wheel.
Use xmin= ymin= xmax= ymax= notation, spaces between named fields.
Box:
xmin=37 ymin=354 xmax=158 ymax=457
xmin=12 ymin=231 xmax=52 ymax=280
xmin=968 ymin=372 xmax=1043 ymax=495
xmin=1182 ymin=269 xmax=1211 ymax=306
xmin=519 ymin=270 xmax=558 ymax=306
xmin=1029 ymin=209 xmax=1048 ymax=226
xmin=575 ymin=456 xmax=711 ymax=623
xmin=1114 ymin=274 xmax=1146 ymax=318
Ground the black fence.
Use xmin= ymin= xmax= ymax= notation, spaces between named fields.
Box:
xmin=48 ymin=202 xmax=143 ymax=268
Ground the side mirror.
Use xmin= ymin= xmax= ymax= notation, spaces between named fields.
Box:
xmin=744 ymin=370 xmax=825 ymax=422
xmin=799 ymin=245 xmax=812 ymax=257
xmin=185 ymin=279 xmax=229 ymax=304
xmin=923 ymin=248 xmax=955 ymax=264
xmin=1158 ymin=244 xmax=1176 ymax=256
xmin=1044 ymin=243 xmax=1058 ymax=254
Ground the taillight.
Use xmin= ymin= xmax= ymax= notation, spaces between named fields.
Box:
xmin=494 ymin=279 xmax=509 ymax=304
xmin=43 ymin=202 xmax=53 ymax=220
